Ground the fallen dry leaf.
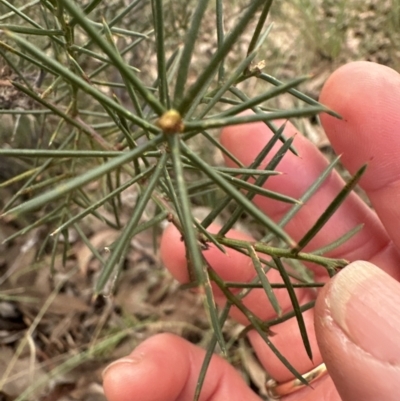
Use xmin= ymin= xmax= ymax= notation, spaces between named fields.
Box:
xmin=75 ymin=229 xmax=119 ymax=276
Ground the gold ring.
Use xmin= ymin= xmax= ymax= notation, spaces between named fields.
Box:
xmin=265 ymin=363 xmax=327 ymax=399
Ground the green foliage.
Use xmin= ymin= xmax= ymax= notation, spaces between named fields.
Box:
xmin=0 ymin=0 xmax=366 ymax=398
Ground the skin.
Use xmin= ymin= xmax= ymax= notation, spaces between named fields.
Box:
xmin=103 ymin=61 xmax=400 ymax=401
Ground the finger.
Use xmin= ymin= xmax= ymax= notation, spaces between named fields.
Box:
xmin=315 ymin=260 xmax=400 ymax=401
xmin=320 ymin=61 xmax=400 ymax=256
xmin=160 ymin=61 xmax=400 ymax=391
xmin=220 ymin=120 xmax=392 ymax=278
xmin=161 ymin=223 xmax=322 ymax=382
xmin=160 ymin=223 xmax=314 ymax=324
xmin=102 ymin=333 xmax=260 ymax=401
xmin=248 ymin=308 xmax=320 ymax=381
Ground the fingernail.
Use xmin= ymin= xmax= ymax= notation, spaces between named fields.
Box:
xmin=326 ymin=260 xmax=400 ymax=362
xmin=102 ymin=356 xmax=143 ymax=379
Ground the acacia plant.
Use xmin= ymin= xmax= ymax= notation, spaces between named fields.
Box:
xmin=0 ymin=0 xmax=364 ymax=399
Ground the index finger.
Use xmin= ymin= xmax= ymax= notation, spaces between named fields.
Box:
xmin=320 ymin=61 xmax=400 ymax=253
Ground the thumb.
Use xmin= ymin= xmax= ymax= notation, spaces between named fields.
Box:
xmin=315 ymin=260 xmax=400 ymax=401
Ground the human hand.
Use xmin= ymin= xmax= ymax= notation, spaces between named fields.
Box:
xmin=102 ymin=61 xmax=400 ymax=401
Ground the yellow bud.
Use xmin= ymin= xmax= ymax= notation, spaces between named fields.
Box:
xmin=156 ymin=109 xmax=184 ymax=134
